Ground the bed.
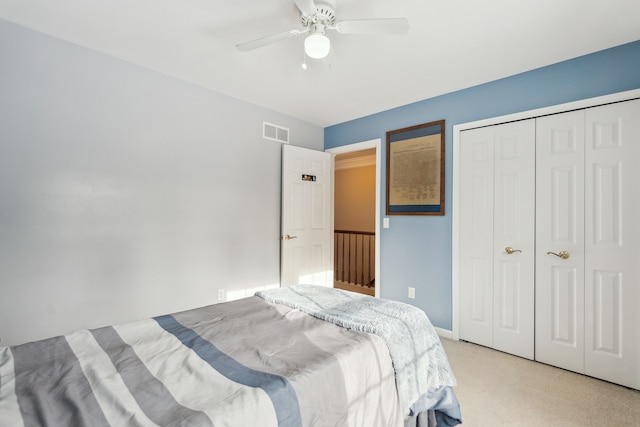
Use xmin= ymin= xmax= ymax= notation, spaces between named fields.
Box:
xmin=0 ymin=285 xmax=461 ymax=427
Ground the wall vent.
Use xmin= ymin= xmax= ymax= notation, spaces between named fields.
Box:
xmin=263 ymin=122 xmax=289 ymax=144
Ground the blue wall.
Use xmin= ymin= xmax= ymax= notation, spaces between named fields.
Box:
xmin=324 ymin=40 xmax=640 ymax=330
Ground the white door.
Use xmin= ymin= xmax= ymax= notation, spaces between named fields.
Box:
xmin=459 ymin=126 xmax=495 ymax=348
xmin=281 ymin=144 xmax=334 ymax=287
xmin=459 ymin=120 xmax=535 ymax=359
xmin=535 ymin=110 xmax=586 ymax=372
xmin=583 ymin=100 xmax=640 ymax=389
xmin=536 ymin=101 xmax=640 ymax=389
xmin=492 ymin=120 xmax=535 ymax=359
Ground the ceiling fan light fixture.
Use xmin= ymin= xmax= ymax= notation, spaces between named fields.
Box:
xmin=304 ymin=33 xmax=330 ymax=59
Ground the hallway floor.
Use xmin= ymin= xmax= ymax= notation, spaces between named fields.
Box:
xmin=334 ymin=281 xmax=375 ymax=296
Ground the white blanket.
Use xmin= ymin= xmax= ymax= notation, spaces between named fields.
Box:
xmin=255 ymin=285 xmax=457 ymax=414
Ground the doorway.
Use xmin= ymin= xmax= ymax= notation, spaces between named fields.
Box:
xmin=326 ymin=139 xmax=381 ymax=298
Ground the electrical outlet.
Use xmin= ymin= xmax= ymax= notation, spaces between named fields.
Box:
xmin=218 ymin=289 xmax=225 ymax=301
xmin=408 ymin=287 xmax=415 ymax=299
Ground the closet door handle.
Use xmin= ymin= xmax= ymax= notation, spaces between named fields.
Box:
xmin=505 ymin=247 xmax=522 ymax=254
xmin=547 ymin=250 xmax=570 ymax=260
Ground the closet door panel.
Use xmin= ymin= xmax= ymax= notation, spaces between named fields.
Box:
xmin=549 ymin=266 xmax=579 ymax=344
xmin=535 ymin=111 xmax=585 ymax=372
xmin=584 ymin=99 xmax=640 ymax=389
xmin=459 ymin=127 xmax=495 ymax=347
xmin=492 ymin=120 xmax=535 ymax=359
xmin=459 ymin=120 xmax=535 ymax=359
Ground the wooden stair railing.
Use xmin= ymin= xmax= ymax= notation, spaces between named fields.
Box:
xmin=334 ymin=230 xmax=375 ymax=288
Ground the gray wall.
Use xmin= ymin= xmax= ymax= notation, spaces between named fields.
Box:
xmin=0 ymin=19 xmax=323 ymax=346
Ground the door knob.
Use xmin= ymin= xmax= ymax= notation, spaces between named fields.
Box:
xmin=505 ymin=247 xmax=522 ymax=254
xmin=282 ymin=234 xmax=298 ymax=240
xmin=547 ymin=250 xmax=570 ymax=259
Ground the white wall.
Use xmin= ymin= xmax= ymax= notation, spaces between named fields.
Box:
xmin=0 ymin=20 xmax=323 ymax=346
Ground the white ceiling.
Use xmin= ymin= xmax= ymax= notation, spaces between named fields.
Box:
xmin=2 ymin=0 xmax=639 ymax=127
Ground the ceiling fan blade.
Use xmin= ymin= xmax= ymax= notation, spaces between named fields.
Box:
xmin=335 ymin=18 xmax=410 ymax=35
xmin=295 ymin=0 xmax=317 ymax=17
xmin=236 ymin=29 xmax=303 ymax=52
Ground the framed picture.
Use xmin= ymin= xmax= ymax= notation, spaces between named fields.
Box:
xmin=386 ymin=120 xmax=445 ymax=215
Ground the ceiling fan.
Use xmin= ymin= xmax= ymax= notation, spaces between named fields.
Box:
xmin=236 ymin=0 xmax=410 ymax=60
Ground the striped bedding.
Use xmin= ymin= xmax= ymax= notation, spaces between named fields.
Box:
xmin=0 ymin=288 xmax=460 ymax=427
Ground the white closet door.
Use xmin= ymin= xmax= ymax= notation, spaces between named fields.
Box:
xmin=492 ymin=120 xmax=535 ymax=359
xmin=535 ymin=110 xmax=586 ymax=372
xmin=584 ymin=99 xmax=640 ymax=389
xmin=459 ymin=126 xmax=495 ymax=348
xmin=459 ymin=120 xmax=535 ymax=359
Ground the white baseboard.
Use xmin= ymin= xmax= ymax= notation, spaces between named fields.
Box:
xmin=435 ymin=327 xmax=454 ymax=340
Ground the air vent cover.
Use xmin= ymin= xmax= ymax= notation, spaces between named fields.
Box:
xmin=263 ymin=122 xmax=289 ymax=144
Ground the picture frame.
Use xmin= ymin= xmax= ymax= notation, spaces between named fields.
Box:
xmin=386 ymin=120 xmax=445 ymax=215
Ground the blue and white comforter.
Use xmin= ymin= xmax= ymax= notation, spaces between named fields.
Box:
xmin=0 ymin=286 xmax=460 ymax=427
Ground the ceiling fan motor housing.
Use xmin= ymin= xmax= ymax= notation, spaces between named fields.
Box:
xmin=300 ymin=0 xmax=336 ymax=27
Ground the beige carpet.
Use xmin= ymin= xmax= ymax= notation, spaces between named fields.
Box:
xmin=440 ymin=339 xmax=640 ymax=426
